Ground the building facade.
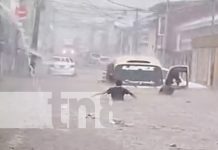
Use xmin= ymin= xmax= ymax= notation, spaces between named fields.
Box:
xmin=147 ymin=0 xmax=218 ymax=87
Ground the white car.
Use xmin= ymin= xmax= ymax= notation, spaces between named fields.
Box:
xmin=101 ymin=63 xmax=206 ymax=89
xmin=48 ymin=56 xmax=76 ymax=76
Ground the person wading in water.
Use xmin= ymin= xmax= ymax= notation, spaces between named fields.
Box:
xmin=94 ymin=80 xmax=136 ymax=101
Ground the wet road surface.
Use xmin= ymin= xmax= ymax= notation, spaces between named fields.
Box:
xmin=0 ymin=68 xmax=218 ymax=150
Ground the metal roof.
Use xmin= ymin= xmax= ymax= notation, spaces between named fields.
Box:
xmin=114 ymin=55 xmax=161 ymax=67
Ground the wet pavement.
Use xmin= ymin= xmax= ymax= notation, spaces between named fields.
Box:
xmin=0 ymin=68 xmax=218 ymax=150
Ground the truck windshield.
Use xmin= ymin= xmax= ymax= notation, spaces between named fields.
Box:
xmin=114 ymin=64 xmax=163 ymax=86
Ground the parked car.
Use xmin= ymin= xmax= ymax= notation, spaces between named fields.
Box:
xmin=98 ymin=56 xmax=113 ymax=66
xmin=89 ymin=53 xmax=101 ymax=64
xmin=48 ymin=56 xmax=76 ymax=76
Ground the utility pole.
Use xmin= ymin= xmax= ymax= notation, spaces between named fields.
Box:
xmin=211 ymin=0 xmax=215 ymax=33
xmin=107 ymin=0 xmax=148 ymax=54
xmin=209 ymin=0 xmax=216 ymax=86
xmin=31 ymin=0 xmax=42 ymax=51
xmin=50 ymin=7 xmax=55 ymax=54
xmin=89 ymin=26 xmax=96 ymax=51
xmin=133 ymin=9 xmax=139 ymax=54
xmin=162 ymin=0 xmax=170 ymax=65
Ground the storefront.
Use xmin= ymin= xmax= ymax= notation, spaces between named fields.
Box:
xmin=192 ymin=35 xmax=218 ymax=87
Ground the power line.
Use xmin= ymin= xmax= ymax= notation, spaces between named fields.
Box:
xmin=107 ymin=0 xmax=150 ymax=12
xmin=49 ymin=0 xmax=122 ymax=19
xmin=106 ymin=0 xmax=151 ymax=53
xmin=87 ymin=0 xmax=136 ymax=12
xmin=82 ymin=1 xmax=120 ymax=18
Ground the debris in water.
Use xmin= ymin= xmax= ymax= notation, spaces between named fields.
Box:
xmin=169 ymin=144 xmax=177 ymax=147
xmin=86 ymin=113 xmax=96 ymax=119
xmin=9 ymin=146 xmax=15 ymax=150
xmin=110 ymin=118 xmax=134 ymax=127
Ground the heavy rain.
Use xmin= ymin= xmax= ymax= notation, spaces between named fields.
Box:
xmin=0 ymin=0 xmax=218 ymax=150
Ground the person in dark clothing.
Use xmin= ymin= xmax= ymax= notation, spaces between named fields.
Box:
xmin=165 ymin=69 xmax=182 ymax=86
xmin=172 ymin=71 xmax=182 ymax=86
xmin=94 ymin=80 xmax=136 ymax=101
xmin=29 ymin=55 xmax=37 ymax=76
xmin=159 ymin=85 xmax=174 ymax=95
xmin=159 ymin=69 xmax=181 ymax=95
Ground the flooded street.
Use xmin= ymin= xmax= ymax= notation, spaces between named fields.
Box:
xmin=0 ymin=68 xmax=218 ymax=150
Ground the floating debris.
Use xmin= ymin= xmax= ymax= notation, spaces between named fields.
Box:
xmin=169 ymin=144 xmax=177 ymax=148
xmin=85 ymin=113 xmax=96 ymax=120
xmin=110 ymin=118 xmax=134 ymax=127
